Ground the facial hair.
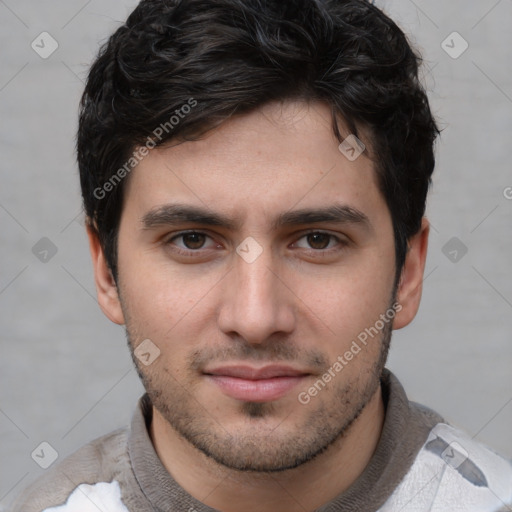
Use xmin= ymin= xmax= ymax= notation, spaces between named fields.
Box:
xmin=125 ymin=304 xmax=394 ymax=473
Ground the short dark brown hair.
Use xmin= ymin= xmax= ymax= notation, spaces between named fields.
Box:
xmin=77 ymin=0 xmax=440 ymax=280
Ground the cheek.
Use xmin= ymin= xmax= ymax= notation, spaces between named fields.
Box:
xmin=292 ymin=262 xmax=394 ymax=352
xmin=119 ymin=255 xmax=219 ymax=346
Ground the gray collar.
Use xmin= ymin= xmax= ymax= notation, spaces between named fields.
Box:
xmin=128 ymin=369 xmax=442 ymax=511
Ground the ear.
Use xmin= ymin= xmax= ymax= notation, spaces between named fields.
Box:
xmin=86 ymin=224 xmax=125 ymax=325
xmin=393 ymin=217 xmax=429 ymax=330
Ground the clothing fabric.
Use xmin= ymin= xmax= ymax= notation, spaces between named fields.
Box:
xmin=12 ymin=370 xmax=512 ymax=511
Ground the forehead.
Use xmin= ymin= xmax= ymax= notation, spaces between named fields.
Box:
xmin=122 ymin=100 xmax=385 ymax=228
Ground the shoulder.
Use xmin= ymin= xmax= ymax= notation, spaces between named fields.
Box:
xmin=381 ymin=421 xmax=512 ymax=511
xmin=11 ymin=427 xmax=132 ymax=512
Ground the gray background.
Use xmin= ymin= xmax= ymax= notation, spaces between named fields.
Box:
xmin=1 ymin=0 xmax=511 ymax=507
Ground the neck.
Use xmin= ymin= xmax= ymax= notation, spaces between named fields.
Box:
xmin=150 ymin=385 xmax=385 ymax=512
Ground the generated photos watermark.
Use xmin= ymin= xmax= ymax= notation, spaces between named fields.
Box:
xmin=93 ymin=98 xmax=198 ymax=200
xmin=298 ymin=302 xmax=402 ymax=405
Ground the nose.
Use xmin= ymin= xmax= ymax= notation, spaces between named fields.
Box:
xmin=217 ymin=245 xmax=296 ymax=345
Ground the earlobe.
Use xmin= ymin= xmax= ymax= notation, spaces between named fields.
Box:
xmin=393 ymin=218 xmax=430 ymax=330
xmin=86 ymin=224 xmax=125 ymax=325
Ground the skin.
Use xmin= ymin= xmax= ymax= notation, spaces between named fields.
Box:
xmin=88 ymin=100 xmax=429 ymax=512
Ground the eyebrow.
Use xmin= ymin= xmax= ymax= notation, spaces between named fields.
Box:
xmin=141 ymin=202 xmax=371 ymax=232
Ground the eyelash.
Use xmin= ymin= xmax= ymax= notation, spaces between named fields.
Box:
xmin=164 ymin=230 xmax=347 ymax=258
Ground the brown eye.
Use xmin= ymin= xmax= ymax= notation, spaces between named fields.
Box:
xmin=306 ymin=233 xmax=332 ymax=250
xmin=181 ymin=232 xmax=207 ymax=249
xmin=165 ymin=231 xmax=222 ymax=260
xmin=291 ymin=231 xmax=346 ymax=255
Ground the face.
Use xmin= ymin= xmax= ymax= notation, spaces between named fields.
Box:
xmin=91 ymin=100 xmax=426 ymax=472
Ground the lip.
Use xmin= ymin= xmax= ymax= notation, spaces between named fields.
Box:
xmin=203 ymin=365 xmax=310 ymax=402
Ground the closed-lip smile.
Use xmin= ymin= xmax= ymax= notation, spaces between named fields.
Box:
xmin=203 ymin=364 xmax=310 ymax=402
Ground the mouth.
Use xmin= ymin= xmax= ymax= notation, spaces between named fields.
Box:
xmin=203 ymin=364 xmax=311 ymax=402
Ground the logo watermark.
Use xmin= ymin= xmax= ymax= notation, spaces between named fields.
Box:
xmin=338 ymin=134 xmax=365 ymax=161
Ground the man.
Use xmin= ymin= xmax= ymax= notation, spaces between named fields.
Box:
xmin=13 ymin=0 xmax=512 ymax=510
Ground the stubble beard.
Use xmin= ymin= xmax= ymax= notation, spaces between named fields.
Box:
xmin=126 ymin=318 xmax=392 ymax=473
